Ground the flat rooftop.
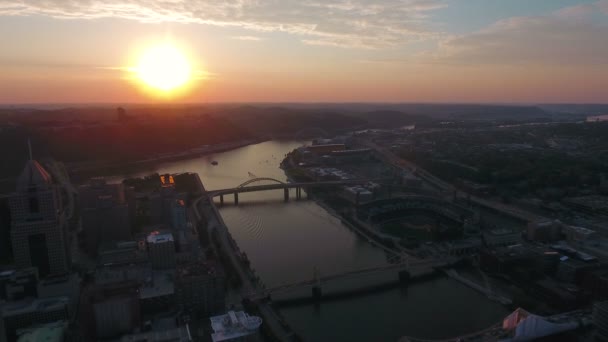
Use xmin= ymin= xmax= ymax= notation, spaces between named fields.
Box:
xmin=147 ymin=231 xmax=175 ymax=244
xmin=210 ymin=311 xmax=262 ymax=342
xmin=2 ymin=296 xmax=69 ymax=317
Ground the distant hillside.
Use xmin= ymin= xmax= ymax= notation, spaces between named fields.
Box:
xmin=220 ymin=106 xmax=367 ymax=137
xmin=351 ymin=110 xmax=432 ymax=128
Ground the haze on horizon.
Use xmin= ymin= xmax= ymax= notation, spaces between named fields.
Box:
xmin=1 ymin=0 xmax=607 ymax=104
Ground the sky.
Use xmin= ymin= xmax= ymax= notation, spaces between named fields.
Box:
xmin=0 ymin=0 xmax=607 ymax=104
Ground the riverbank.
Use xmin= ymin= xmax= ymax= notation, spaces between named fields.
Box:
xmin=101 ymin=140 xmax=510 ymax=342
xmin=66 ymin=138 xmax=266 ymax=176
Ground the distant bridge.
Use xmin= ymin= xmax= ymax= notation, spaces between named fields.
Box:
xmin=207 ymin=177 xmax=389 ymax=205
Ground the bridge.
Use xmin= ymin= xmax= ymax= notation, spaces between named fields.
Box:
xmin=253 ymin=257 xmax=452 ymax=304
xmin=207 ymin=177 xmax=388 ymax=205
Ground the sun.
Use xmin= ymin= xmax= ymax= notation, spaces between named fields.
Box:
xmin=135 ymin=44 xmax=192 ymax=92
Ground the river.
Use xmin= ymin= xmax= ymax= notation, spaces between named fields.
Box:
xmin=103 ymin=140 xmax=509 ymax=341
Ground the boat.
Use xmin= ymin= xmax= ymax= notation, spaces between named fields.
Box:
xmin=211 ymin=160 xmax=219 ymax=165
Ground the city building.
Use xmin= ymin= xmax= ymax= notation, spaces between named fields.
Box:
xmin=9 ymin=161 xmax=69 ymax=277
xmin=330 ymin=148 xmax=372 ymax=163
xmin=171 ymin=199 xmax=188 ymax=232
xmin=37 ymin=274 xmax=81 ymax=316
xmin=0 ymin=268 xmax=39 ymax=301
xmin=342 ymin=186 xmax=373 ymax=204
xmin=147 ymin=232 xmax=176 ymax=269
xmin=402 ymin=172 xmax=423 ymax=188
xmin=139 ymin=269 xmax=175 ymax=315
xmin=594 ymin=301 xmax=608 ymax=341
xmin=563 ymin=225 xmax=597 ymax=244
xmin=563 ymin=196 xmax=608 ymax=216
xmin=171 ymin=199 xmax=195 ymax=255
xmin=79 ymin=178 xmax=132 ymax=255
xmin=482 ymin=228 xmax=521 ymax=247
xmin=97 ymin=240 xmax=148 ymax=266
xmin=15 ymin=320 xmax=67 ymax=342
xmin=175 ymin=262 xmax=225 ymax=317
xmin=526 ymin=220 xmax=563 ymax=242
xmin=0 ymin=196 xmax=12 ymax=265
xmin=210 ymin=311 xmax=262 ymax=342
xmin=583 ymin=268 xmax=608 ymax=301
xmin=83 ymin=281 xmax=141 ymax=340
xmin=0 ymin=296 xmax=69 ymax=342
xmin=479 ymin=245 xmax=533 ymax=275
xmin=118 ymin=324 xmax=192 ymax=342
xmin=556 ymin=258 xmax=599 ymax=284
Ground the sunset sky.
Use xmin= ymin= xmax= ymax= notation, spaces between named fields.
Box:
xmin=1 ymin=0 xmax=607 ymax=104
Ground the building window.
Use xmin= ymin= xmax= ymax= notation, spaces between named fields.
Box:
xmin=29 ymin=196 xmax=40 ymax=213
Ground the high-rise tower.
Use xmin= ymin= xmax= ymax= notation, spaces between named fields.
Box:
xmin=9 ymin=160 xmax=69 ymax=277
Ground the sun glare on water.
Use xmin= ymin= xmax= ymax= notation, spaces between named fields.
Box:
xmin=134 ymin=44 xmax=192 ymax=96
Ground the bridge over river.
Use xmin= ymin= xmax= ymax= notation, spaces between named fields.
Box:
xmin=206 ymin=177 xmax=390 ymax=204
xmin=256 ymin=257 xmax=453 ymax=305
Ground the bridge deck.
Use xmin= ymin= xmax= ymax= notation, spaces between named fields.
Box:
xmin=262 ymin=259 xmax=445 ymax=304
xmin=207 ymin=178 xmax=389 ymax=196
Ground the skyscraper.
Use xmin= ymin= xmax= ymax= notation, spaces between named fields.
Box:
xmin=79 ymin=178 xmax=132 ymax=256
xmin=9 ymin=160 xmax=69 ymax=277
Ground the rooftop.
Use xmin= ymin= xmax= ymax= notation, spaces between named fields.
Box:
xmin=17 ymin=160 xmax=53 ymax=191
xmin=17 ymin=321 xmax=67 ymax=342
xmin=1 ymin=296 xmax=69 ymax=317
xmin=210 ymin=311 xmax=262 ymax=342
xmin=147 ymin=231 xmax=175 ymax=244
xmin=139 ymin=270 xmax=175 ymax=299
xmin=118 ymin=325 xmax=192 ymax=342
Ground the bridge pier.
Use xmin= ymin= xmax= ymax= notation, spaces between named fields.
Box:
xmin=399 ymin=270 xmax=411 ymax=284
xmin=219 ymin=194 xmax=224 ymax=206
xmin=284 ymin=188 xmax=289 ymax=202
xmin=234 ymin=192 xmax=239 ymax=205
xmin=296 ymin=187 xmax=302 ymax=200
xmin=312 ymin=285 xmax=322 ymax=301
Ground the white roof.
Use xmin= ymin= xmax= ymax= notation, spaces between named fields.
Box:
xmin=503 ymin=308 xmax=578 ymax=341
xmin=210 ymin=311 xmax=262 ymax=342
xmin=147 ymin=232 xmax=174 ymax=244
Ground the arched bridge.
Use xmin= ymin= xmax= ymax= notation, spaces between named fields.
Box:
xmin=207 ymin=177 xmax=389 ymax=205
xmin=237 ymin=177 xmax=286 ymax=188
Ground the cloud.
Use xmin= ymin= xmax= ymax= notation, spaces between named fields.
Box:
xmin=232 ymin=36 xmax=263 ymax=41
xmin=433 ymin=1 xmax=608 ymax=65
xmin=0 ymin=0 xmax=447 ymax=48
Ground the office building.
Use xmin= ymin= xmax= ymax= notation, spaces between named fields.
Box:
xmin=0 ymin=296 xmax=69 ymax=342
xmin=595 ymin=301 xmax=608 ymax=341
xmin=147 ymin=232 xmax=176 ymax=269
xmin=175 ymin=262 xmax=225 ymax=317
xmin=79 ymin=178 xmax=132 ymax=255
xmin=83 ymin=281 xmax=141 ymax=340
xmin=0 ymin=268 xmax=38 ymax=301
xmin=15 ymin=320 xmax=67 ymax=342
xmin=9 ymin=161 xmax=69 ymax=277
